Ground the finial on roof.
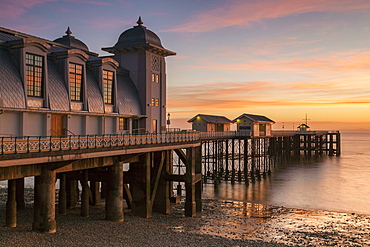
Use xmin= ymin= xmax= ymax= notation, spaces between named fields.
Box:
xmin=136 ymin=16 xmax=143 ymax=26
xmin=65 ymin=27 xmax=72 ymax=36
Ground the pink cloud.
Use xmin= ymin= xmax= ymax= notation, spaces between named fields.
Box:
xmin=0 ymin=0 xmax=56 ymax=19
xmin=65 ymin=0 xmax=111 ymax=6
xmin=165 ymin=0 xmax=370 ymax=33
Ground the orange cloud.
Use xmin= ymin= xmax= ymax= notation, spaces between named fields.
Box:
xmin=167 ymin=79 xmax=370 ymax=116
xmin=183 ymin=50 xmax=370 ymax=74
xmin=165 ymin=0 xmax=370 ymax=33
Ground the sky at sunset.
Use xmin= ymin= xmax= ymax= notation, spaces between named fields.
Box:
xmin=1 ymin=0 xmax=370 ymax=131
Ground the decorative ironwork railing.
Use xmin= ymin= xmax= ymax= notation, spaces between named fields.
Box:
xmin=0 ymin=131 xmax=251 ymax=155
xmin=0 ymin=133 xmax=202 ymax=155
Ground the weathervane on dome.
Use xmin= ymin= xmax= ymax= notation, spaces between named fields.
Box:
xmin=137 ymin=16 xmax=144 ymax=26
xmin=65 ymin=27 xmax=72 ymax=36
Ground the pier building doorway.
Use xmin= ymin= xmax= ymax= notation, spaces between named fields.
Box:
xmin=50 ymin=115 xmax=64 ymax=136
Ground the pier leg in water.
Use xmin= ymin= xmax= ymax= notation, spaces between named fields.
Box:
xmin=106 ymin=160 xmax=124 ymax=222
xmin=6 ymin=179 xmax=17 ymax=227
xmin=33 ymin=168 xmax=57 ymax=233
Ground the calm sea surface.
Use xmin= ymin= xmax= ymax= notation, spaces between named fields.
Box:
xmin=203 ymin=132 xmax=370 ymax=214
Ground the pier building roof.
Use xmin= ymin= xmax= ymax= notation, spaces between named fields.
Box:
xmin=53 ymin=27 xmax=89 ymax=51
xmin=102 ymin=17 xmax=176 ymax=56
xmin=233 ymin=114 xmax=275 ymax=123
xmin=0 ymin=26 xmax=144 ymax=116
xmin=188 ymin=114 xmax=233 ymax=124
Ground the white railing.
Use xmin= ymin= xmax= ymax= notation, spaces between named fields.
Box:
xmin=0 ymin=132 xmax=200 ymax=155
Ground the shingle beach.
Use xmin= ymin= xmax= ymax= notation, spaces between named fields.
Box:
xmin=0 ymin=189 xmax=369 ymax=246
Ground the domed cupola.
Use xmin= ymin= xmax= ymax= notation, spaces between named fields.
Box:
xmin=53 ymin=27 xmax=89 ymax=51
xmin=102 ymin=17 xmax=175 ymax=56
xmin=115 ymin=17 xmax=163 ymax=48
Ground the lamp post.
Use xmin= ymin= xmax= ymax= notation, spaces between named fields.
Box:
xmin=167 ymin=113 xmax=171 ymax=132
xmin=282 ymin=122 xmax=285 ymax=131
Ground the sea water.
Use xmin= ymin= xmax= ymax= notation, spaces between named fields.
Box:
xmin=203 ymin=132 xmax=370 ymax=214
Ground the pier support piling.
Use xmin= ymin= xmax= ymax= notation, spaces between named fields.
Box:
xmin=15 ymin=178 xmax=25 ymax=210
xmin=105 ymin=160 xmax=124 ymax=222
xmin=32 ymin=168 xmax=56 ymax=233
xmin=6 ymin=179 xmax=17 ymax=228
xmin=80 ymin=170 xmax=89 ymax=218
xmin=131 ymin=153 xmax=152 ymax=218
xmin=58 ymin=174 xmax=67 ymax=215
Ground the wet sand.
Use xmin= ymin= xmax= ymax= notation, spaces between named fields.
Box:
xmin=0 ymin=189 xmax=369 ymax=246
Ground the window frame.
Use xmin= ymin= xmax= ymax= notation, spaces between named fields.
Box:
xmin=151 ymin=73 xmax=159 ymax=83
xmin=69 ymin=63 xmax=83 ymax=102
xmin=103 ymin=70 xmax=114 ymax=104
xmin=26 ymin=53 xmax=44 ymax=97
xmin=119 ymin=117 xmax=128 ymax=131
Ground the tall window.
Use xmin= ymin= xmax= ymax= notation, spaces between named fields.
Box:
xmin=103 ymin=70 xmax=114 ymax=104
xmin=26 ymin=53 xmax=43 ymax=97
xmin=69 ymin=63 xmax=83 ymax=101
xmin=151 ymin=73 xmax=159 ymax=83
xmin=155 ymin=98 xmax=159 ymax=106
xmin=119 ymin=117 xmax=128 ymax=130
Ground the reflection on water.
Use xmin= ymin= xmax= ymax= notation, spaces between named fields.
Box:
xmin=203 ymin=132 xmax=370 ymax=215
xmin=189 ymin=199 xmax=370 ymax=246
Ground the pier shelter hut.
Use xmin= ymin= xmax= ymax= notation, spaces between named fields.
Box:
xmin=188 ymin=114 xmax=232 ymax=132
xmin=297 ymin=123 xmax=310 ymax=132
xmin=233 ymin=113 xmax=275 ymax=137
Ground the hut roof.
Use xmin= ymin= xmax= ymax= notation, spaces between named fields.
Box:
xmin=233 ymin=113 xmax=275 ymax=123
xmin=188 ymin=114 xmax=232 ymax=124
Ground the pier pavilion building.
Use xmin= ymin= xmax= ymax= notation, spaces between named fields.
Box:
xmin=188 ymin=114 xmax=233 ymax=132
xmin=233 ymin=113 xmax=275 ymax=137
xmin=0 ymin=17 xmax=175 ymax=137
